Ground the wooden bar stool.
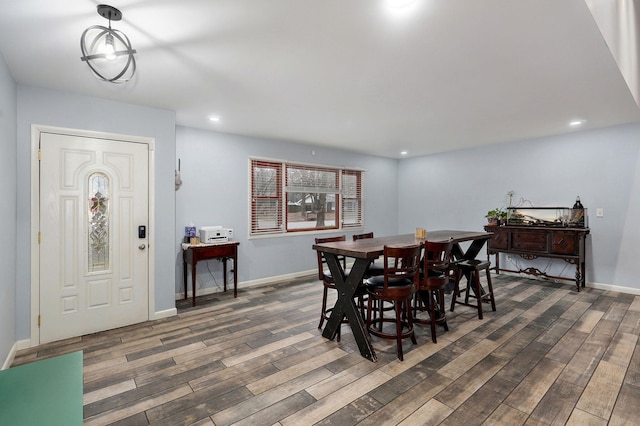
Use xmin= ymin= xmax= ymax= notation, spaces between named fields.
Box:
xmin=365 ymin=244 xmax=421 ymax=361
xmin=352 ymin=232 xmax=384 ymax=278
xmin=449 ymin=259 xmax=496 ymax=320
xmin=353 ymin=232 xmax=386 ymax=322
xmin=414 ymin=240 xmax=453 ymax=343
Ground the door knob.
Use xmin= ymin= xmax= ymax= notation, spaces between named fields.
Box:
xmin=138 ymin=244 xmax=146 ymax=250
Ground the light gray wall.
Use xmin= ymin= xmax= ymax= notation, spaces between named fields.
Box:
xmin=175 ymin=126 xmax=399 ymax=294
xmin=398 ymin=123 xmax=640 ymax=290
xmin=5 ymin=83 xmax=640 ymax=355
xmin=0 ymin=53 xmax=17 ymax=363
xmin=15 ymin=86 xmax=177 ymax=340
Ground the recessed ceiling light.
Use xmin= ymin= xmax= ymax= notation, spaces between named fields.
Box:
xmin=569 ymin=119 xmax=585 ymax=127
xmin=400 ymin=151 xmax=408 ymax=155
xmin=209 ymin=116 xmax=220 ymax=123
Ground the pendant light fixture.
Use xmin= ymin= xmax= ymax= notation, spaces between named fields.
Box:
xmin=80 ymin=4 xmax=137 ymax=83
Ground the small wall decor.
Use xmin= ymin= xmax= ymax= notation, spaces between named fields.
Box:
xmin=175 ymin=159 xmax=183 ymax=191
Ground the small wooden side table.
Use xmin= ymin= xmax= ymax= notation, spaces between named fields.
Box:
xmin=182 ymin=241 xmax=239 ymax=306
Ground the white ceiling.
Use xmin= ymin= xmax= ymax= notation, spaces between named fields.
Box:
xmin=1 ymin=0 xmax=639 ymax=158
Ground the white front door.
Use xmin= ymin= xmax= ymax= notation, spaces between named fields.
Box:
xmin=39 ymin=132 xmax=149 ymax=343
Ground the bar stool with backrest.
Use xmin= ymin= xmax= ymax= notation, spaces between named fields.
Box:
xmin=414 ymin=240 xmax=453 ymax=343
xmin=449 ymin=258 xmax=496 ymax=320
xmin=352 ymin=231 xmax=374 ymax=241
xmin=353 ymin=232 xmax=387 ymax=323
xmin=315 ymin=235 xmax=362 ymax=342
xmin=365 ymin=244 xmax=421 ymax=361
xmin=352 ymin=232 xmax=385 ymax=278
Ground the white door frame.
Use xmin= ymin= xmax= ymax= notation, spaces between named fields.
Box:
xmin=30 ymin=124 xmax=156 ymax=347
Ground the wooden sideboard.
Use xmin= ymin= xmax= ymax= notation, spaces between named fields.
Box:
xmin=484 ymin=225 xmax=590 ymax=291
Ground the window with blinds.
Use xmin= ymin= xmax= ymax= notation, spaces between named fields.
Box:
xmin=250 ymin=158 xmax=363 ymax=236
xmin=341 ymin=170 xmax=362 ymax=228
xmin=251 ymin=160 xmax=283 ymax=234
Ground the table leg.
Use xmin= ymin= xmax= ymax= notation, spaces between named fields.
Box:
xmin=183 ymin=256 xmax=188 ymax=300
xmin=233 ymin=255 xmax=238 ymax=297
xmin=321 ymin=255 xmax=376 ymax=362
xmin=451 ymin=243 xmax=464 ymax=261
xmin=463 ymin=238 xmax=489 ymax=260
xmin=222 ymin=257 xmax=228 ymax=293
xmin=493 ymin=251 xmax=500 ymax=273
xmin=575 ymin=262 xmax=585 ymax=292
xmin=191 ymin=262 xmax=197 ymax=307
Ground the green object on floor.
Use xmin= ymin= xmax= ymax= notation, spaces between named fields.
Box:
xmin=0 ymin=351 xmax=83 ymax=425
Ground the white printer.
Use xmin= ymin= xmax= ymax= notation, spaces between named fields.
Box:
xmin=199 ymin=226 xmax=233 ymax=243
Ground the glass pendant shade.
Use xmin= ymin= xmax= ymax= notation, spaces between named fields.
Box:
xmin=80 ymin=5 xmax=137 ymax=83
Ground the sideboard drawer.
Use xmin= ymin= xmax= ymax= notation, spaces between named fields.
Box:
xmin=551 ymin=231 xmax=578 ymax=255
xmin=511 ymin=231 xmax=547 ymax=252
xmin=195 ymin=244 xmax=236 ymax=259
xmin=488 ymin=229 xmax=508 ymax=250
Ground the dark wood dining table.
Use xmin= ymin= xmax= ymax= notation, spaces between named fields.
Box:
xmin=312 ymin=230 xmax=492 ymax=362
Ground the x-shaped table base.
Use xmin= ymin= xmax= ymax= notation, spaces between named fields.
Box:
xmin=320 ymin=255 xmax=377 ymax=361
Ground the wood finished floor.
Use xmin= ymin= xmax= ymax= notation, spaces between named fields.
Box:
xmin=12 ymin=274 xmax=640 ymax=425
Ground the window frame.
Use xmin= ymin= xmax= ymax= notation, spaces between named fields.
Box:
xmin=249 ymin=158 xmax=364 ymax=238
xmin=340 ymin=169 xmax=362 ymax=229
xmin=250 ymin=159 xmax=284 ymax=235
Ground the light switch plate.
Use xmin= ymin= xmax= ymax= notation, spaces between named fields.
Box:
xmin=596 ymin=208 xmax=604 ymax=217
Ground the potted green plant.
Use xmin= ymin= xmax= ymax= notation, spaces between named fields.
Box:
xmin=498 ymin=209 xmax=508 ymax=225
xmin=486 ymin=191 xmax=517 ymax=225
xmin=485 ymin=207 xmax=508 ymax=225
xmin=485 ymin=208 xmax=500 ymax=225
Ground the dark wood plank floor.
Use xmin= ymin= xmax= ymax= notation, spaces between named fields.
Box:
xmin=12 ymin=274 xmax=640 ymax=425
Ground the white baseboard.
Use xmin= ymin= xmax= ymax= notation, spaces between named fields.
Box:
xmin=153 ymin=308 xmax=178 ymax=320
xmin=16 ymin=339 xmax=31 ymax=351
xmin=2 ymin=339 xmax=31 ymax=370
xmin=588 ymin=281 xmax=640 ymax=295
xmin=176 ymin=269 xmax=316 ymax=300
